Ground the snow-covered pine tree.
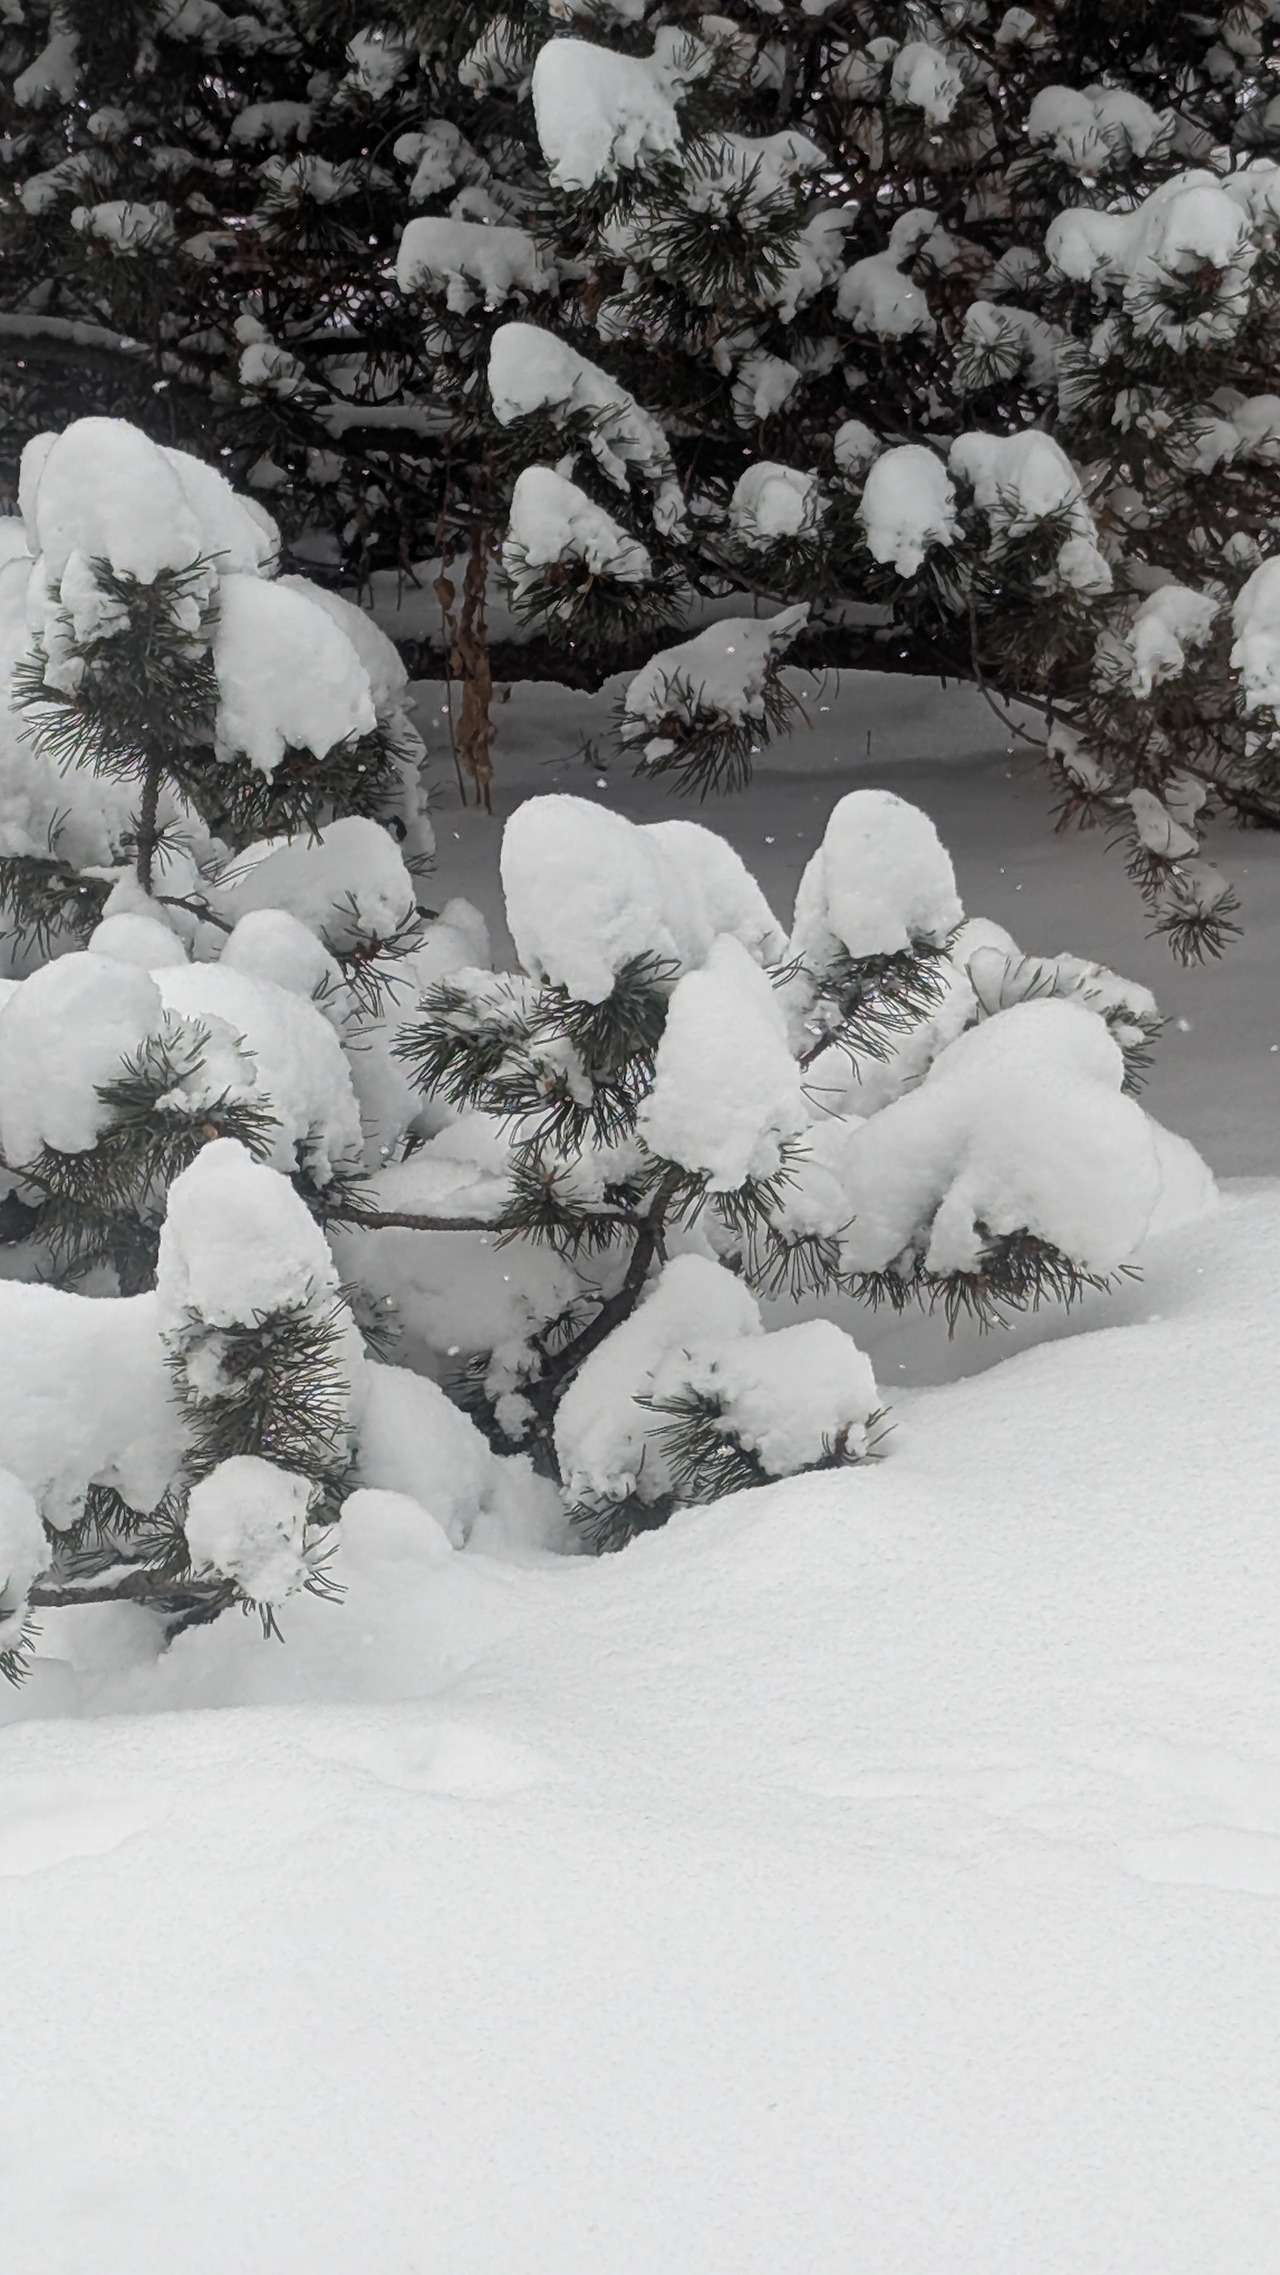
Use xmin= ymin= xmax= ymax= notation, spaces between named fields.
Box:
xmin=0 ymin=412 xmax=1213 ymax=1663
xmin=9 ymin=5 xmax=1280 ymax=931
xmin=464 ymin=0 xmax=1280 ymax=954
xmin=339 ymin=781 xmax=1209 ymax=1553
xmin=0 ymin=414 xmax=431 ymax=1286
xmin=0 ymin=0 xmax=534 ymax=805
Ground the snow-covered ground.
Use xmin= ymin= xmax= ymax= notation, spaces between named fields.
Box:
xmin=5 ymin=675 xmax=1280 ymax=2272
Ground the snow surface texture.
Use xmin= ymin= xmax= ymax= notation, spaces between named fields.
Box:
xmin=0 ymin=950 xmax=163 ymax=1162
xmin=1026 ymin=82 xmax=1172 ymax=175
xmin=0 ymin=1467 xmax=44 ymax=1629
xmin=212 ymin=573 xmax=377 ymax=775
xmin=949 ymin=428 xmax=1111 ymax=594
xmin=824 ymin=997 xmax=1210 ymax=1277
xmin=212 ymin=815 xmax=417 ymax=949
xmin=729 ymin=461 xmax=823 ymax=549
xmin=7 ymin=1189 xmax=1280 ymax=2269
xmin=156 ymin=1137 xmax=342 ymax=1333
xmin=837 ymin=209 xmax=940 ymax=341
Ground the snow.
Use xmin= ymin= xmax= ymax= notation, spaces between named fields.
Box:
xmin=343 ymin=24 xmax=410 ymax=99
xmin=763 ymin=207 xmax=849 ymax=321
xmin=2 ymin=654 xmax=1279 ymax=2265
xmin=1112 ymin=584 xmax=1220 ymax=698
xmin=890 ymin=40 xmax=962 ymax=124
xmin=337 ymin=1483 xmax=452 ymax=1568
xmin=554 ymin=1251 xmax=876 ymax=1510
xmin=214 ymin=816 xmax=417 ymax=949
xmin=0 ymin=1466 xmax=44 ymax=1626
xmin=5 ymin=1186 xmax=1280 ymax=2263
xmin=687 ymin=125 xmax=823 ymax=211
xmin=154 ymin=964 xmax=363 ymax=1184
xmin=621 ymin=606 xmax=808 ymax=738
xmin=837 ymin=211 xmax=939 ymax=340
xmin=219 ymin=908 xmax=344 ymax=1006
xmin=729 ymin=348 xmax=802 ymax=423
xmin=949 ymin=426 xmax=1111 ymax=591
xmin=488 ymin=323 xmax=685 ymax=536
xmin=789 ymin=787 xmax=963 ymax=963
xmin=70 ymin=199 xmax=176 ymax=253
xmin=500 ymin=794 xmax=786 ymax=1003
xmin=353 ymin=1361 xmax=561 ymax=1552
xmin=161 ymin=443 xmax=279 ymax=575
xmin=950 ymin=426 xmax=1067 ymax=521
xmin=554 ymin=1250 xmax=760 ymax=1502
xmin=1126 ymin=786 xmax=1198 ymax=863
xmin=0 ymin=1280 xmax=179 ymax=1530
xmin=12 ymin=27 xmax=79 ymax=109
xmin=395 ymin=217 xmax=552 ymax=312
xmin=457 ymin=18 xmax=527 ymax=96
xmin=0 ymin=950 xmax=162 ymax=1163
xmin=642 ymin=819 xmax=786 ymax=967
xmin=229 ymin=98 xmax=312 ymax=147
xmin=184 ymin=1456 xmax=316 ymax=1606
xmin=274 ymin=578 xmax=410 ymax=721
xmin=503 ymin=465 xmax=651 ymax=590
xmin=728 ymin=461 xmax=823 ymax=548
xmin=24 ymin=418 xmax=204 ymax=584
xmin=256 ymin=153 xmax=357 ymax=207
xmin=212 ymin=573 xmax=377 ymax=775
xmin=531 ymin=35 xmax=683 ymax=190
xmin=829 ymin=997 xmax=1208 ymax=1277
xmin=697 ymin=1316 xmax=878 ymax=1474
xmin=396 ymin=119 xmax=484 ymax=202
xmin=88 ymin=910 xmax=190 ymax=969
xmin=1226 ymin=392 xmax=1280 ymax=462
xmin=832 ymin=417 xmax=880 ymax=477
xmin=1047 ymin=171 xmax=1256 ymax=347
xmin=858 ymin=443 xmax=958 ymax=576
xmin=1230 ymin=557 xmax=1280 ymax=714
xmin=156 ymin=1139 xmax=342 ymax=1334
xmin=994 ymin=5 xmax=1042 ymax=45
xmin=957 ymin=298 xmax=1062 ymax=387
xmin=1027 ymin=83 xmax=1172 ymax=174
xmin=414 ymin=897 xmax=491 ymax=983
xmin=639 ymin=934 xmax=806 ymax=1187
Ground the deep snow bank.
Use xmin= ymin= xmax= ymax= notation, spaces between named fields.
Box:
xmin=4 ymin=1186 xmax=1280 ymax=2269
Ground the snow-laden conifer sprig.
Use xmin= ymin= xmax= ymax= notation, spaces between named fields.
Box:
xmin=13 ymin=1021 xmax=279 ymax=1291
xmin=791 ymin=945 xmax=951 ymax=1071
xmin=168 ymin=1298 xmax=353 ymax=1513
xmin=12 ymin=556 xmax=220 ymax=893
xmin=0 ymin=850 xmax=112 ymax=958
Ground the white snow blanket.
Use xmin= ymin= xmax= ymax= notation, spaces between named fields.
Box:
xmin=4 ymin=1186 xmax=1280 ymax=2269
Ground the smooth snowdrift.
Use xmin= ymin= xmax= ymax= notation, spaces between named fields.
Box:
xmin=5 ymin=1186 xmax=1280 ymax=2270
